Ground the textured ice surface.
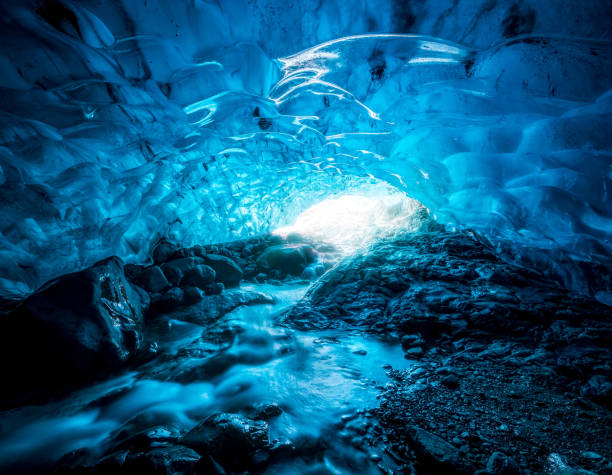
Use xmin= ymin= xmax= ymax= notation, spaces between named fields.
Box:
xmin=0 ymin=1 xmax=611 ymax=296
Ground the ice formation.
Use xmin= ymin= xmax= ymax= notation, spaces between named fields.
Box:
xmin=0 ymin=0 xmax=611 ymax=298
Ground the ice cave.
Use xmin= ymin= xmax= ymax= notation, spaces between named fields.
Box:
xmin=0 ymin=0 xmax=611 ymax=473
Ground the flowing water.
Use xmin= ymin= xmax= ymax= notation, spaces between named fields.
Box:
xmin=0 ymin=283 xmax=410 ymax=473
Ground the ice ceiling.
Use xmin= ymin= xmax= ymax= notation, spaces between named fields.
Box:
xmin=0 ymin=0 xmax=611 ymax=298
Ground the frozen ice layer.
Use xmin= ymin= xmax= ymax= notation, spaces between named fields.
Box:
xmin=0 ymin=1 xmax=610 ymax=297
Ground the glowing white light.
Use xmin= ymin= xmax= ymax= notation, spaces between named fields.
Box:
xmin=408 ymin=57 xmax=458 ymax=64
xmin=274 ymin=193 xmax=423 ymax=254
xmin=420 ymin=41 xmax=461 ymax=55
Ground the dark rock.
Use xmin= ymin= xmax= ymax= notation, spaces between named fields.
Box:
xmin=122 ymin=445 xmax=201 ymax=474
xmin=256 ymin=244 xmax=315 ymax=276
xmin=124 ymin=263 xmax=145 ymax=282
xmin=401 ymin=334 xmax=424 ymax=349
xmin=182 ymin=413 xmax=269 ymax=471
xmin=108 ymin=420 xmax=183 ymax=454
xmin=203 ymin=254 xmax=244 ymax=287
xmin=580 ymin=375 xmax=612 ymax=406
xmin=486 ymin=451 xmax=522 ymax=474
xmin=404 ymin=346 xmax=425 ymax=358
xmin=182 ymin=286 xmax=204 ymax=305
xmin=301 ymin=263 xmax=325 ymax=280
xmin=171 ymin=289 xmax=274 ymax=325
xmin=52 ymin=448 xmax=97 ymax=474
xmin=148 ymin=287 xmax=184 ymax=317
xmin=163 ymin=256 xmax=206 ymax=274
xmin=160 ymin=256 xmax=208 ymax=288
xmin=152 ymin=239 xmax=180 ymax=265
xmin=133 ymin=266 xmax=169 ymax=293
xmin=246 ymin=402 xmax=283 ymax=420
xmin=408 ymin=426 xmax=473 ymax=473
xmin=441 ymin=374 xmax=460 ymax=390
xmin=0 ymin=257 xmax=146 ymax=408
xmin=159 ymin=262 xmax=182 ymax=287
xmin=180 ymin=264 xmax=216 ymax=289
xmin=96 ymin=445 xmax=200 ymax=475
xmin=203 ymin=282 xmax=224 ymax=295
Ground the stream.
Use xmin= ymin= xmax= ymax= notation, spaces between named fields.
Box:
xmin=0 ymin=283 xmax=411 ymax=473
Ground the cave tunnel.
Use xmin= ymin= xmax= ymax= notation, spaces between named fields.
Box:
xmin=0 ymin=0 xmax=611 ymax=473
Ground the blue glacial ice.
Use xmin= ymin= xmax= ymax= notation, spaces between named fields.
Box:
xmin=0 ymin=0 xmax=610 ymax=298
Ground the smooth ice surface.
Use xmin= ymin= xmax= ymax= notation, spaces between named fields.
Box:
xmin=0 ymin=1 xmax=611 ymax=296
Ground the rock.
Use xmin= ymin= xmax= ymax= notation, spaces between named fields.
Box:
xmin=0 ymin=257 xmax=147 ymax=408
xmin=203 ymin=254 xmax=244 ymax=287
xmin=107 ymin=420 xmax=183 ymax=454
xmin=544 ymin=453 xmax=597 ymax=475
xmin=96 ymin=445 xmax=200 ymax=474
xmin=160 ymin=256 xmax=210 ymax=287
xmin=182 ymin=413 xmax=269 ymax=471
xmin=148 ymin=287 xmax=184 ymax=317
xmin=133 ymin=266 xmax=169 ymax=293
xmin=52 ymin=448 xmax=97 ymax=474
xmin=152 ymin=239 xmax=180 ymax=264
xmin=182 ymin=286 xmax=204 ymax=305
xmin=204 ymin=282 xmax=224 ymax=295
xmin=580 ymin=375 xmax=612 ymax=406
xmin=256 ymin=244 xmax=315 ymax=276
xmin=122 ymin=445 xmax=201 ymax=474
xmin=163 ymin=256 xmax=206 ymax=274
xmin=401 ymin=334 xmax=424 ymax=349
xmin=404 ymin=346 xmax=425 ymax=358
xmin=408 ymin=426 xmax=472 ymax=473
xmin=180 ymin=264 xmax=216 ymax=289
xmin=171 ymin=289 xmax=274 ymax=325
xmin=486 ymin=451 xmax=522 ymax=474
xmin=301 ymin=263 xmax=325 ymax=280
xmin=441 ymin=374 xmax=460 ymax=390
xmin=246 ymin=402 xmax=283 ymax=420
xmin=159 ymin=263 xmax=182 ymax=287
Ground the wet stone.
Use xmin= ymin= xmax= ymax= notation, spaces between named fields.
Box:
xmin=182 ymin=413 xmax=270 ymax=472
xmin=180 ymin=264 xmax=216 ymax=289
xmin=245 ymin=402 xmax=283 ymax=420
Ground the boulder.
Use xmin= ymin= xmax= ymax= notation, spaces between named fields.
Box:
xmin=0 ymin=257 xmax=147 ymax=408
xmin=148 ymin=287 xmax=184 ymax=317
xmin=180 ymin=265 xmax=215 ymax=289
xmin=256 ymin=244 xmax=315 ymax=276
xmin=171 ymin=289 xmax=274 ymax=325
xmin=94 ymin=445 xmax=200 ymax=474
xmin=182 ymin=286 xmax=204 ymax=305
xmin=204 ymin=282 xmax=224 ymax=295
xmin=182 ymin=413 xmax=269 ymax=471
xmin=486 ymin=451 xmax=522 ymax=475
xmin=161 ymin=257 xmax=206 ymax=286
xmin=203 ymin=254 xmax=243 ymax=287
xmin=133 ymin=266 xmax=169 ymax=293
xmin=408 ymin=426 xmax=473 ymax=473
xmin=152 ymin=239 xmax=180 ymax=265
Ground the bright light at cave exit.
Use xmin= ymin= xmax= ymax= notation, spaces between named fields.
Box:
xmin=274 ymin=193 xmax=423 ymax=254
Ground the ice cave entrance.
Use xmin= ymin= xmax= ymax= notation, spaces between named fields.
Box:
xmin=273 ymin=191 xmax=423 ymax=254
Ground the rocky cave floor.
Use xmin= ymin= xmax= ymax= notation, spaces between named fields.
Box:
xmin=0 ymin=219 xmax=611 ymax=474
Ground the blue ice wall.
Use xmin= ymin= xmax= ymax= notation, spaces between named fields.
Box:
xmin=0 ymin=0 xmax=611 ymax=297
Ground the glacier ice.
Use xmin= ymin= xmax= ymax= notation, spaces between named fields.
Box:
xmin=0 ymin=0 xmax=611 ymax=298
